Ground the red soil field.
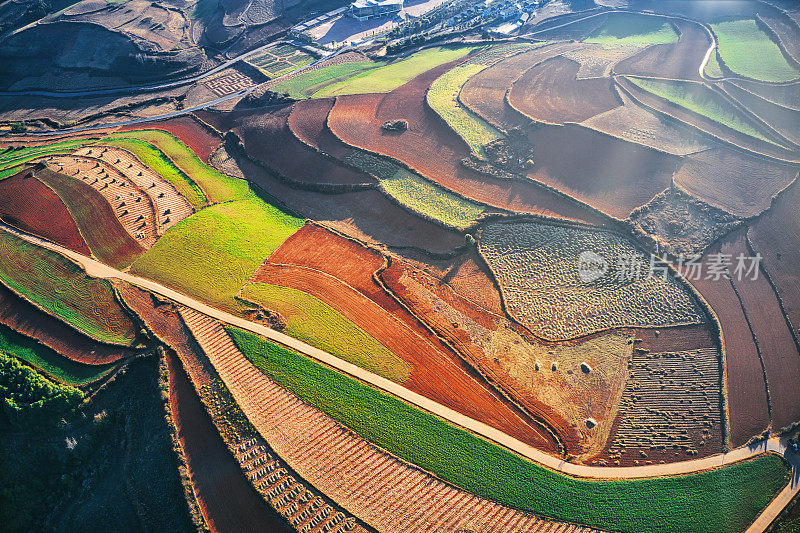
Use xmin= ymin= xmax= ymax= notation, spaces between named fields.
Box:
xmin=225 ymin=131 xmax=467 ymax=254
xmin=118 ymin=114 xmax=223 ymax=162
xmin=724 ymin=230 xmax=800 ymax=431
xmin=508 ymin=55 xmax=621 ymax=125
xmin=617 ymin=76 xmax=799 ymax=163
xmin=287 ymin=98 xmax=361 ymax=162
xmin=689 ymin=238 xmax=770 ymax=446
xmin=524 ymin=124 xmax=677 ymax=219
xmin=0 ymin=169 xmax=90 ymax=256
xmin=326 ymin=67 xmax=609 ymax=225
xmin=674 ymin=147 xmax=799 ymax=218
xmin=460 ymin=42 xmax=581 ymax=131
xmin=35 ymin=167 xmax=146 ymax=268
xmin=167 ymin=351 xmax=291 ymax=533
xmin=378 ymin=261 xmax=580 ymax=454
xmin=439 ymin=249 xmax=505 ymax=317
xmin=722 ymin=81 xmax=800 ymax=146
xmin=232 ymin=107 xmax=374 ymax=187
xmin=0 ymin=283 xmax=132 ymax=365
xmin=633 ymin=323 xmax=717 ymax=354
xmin=748 ymin=179 xmax=800 ymax=338
xmin=614 ymin=18 xmax=711 ymax=82
xmin=254 ymin=223 xmax=560 ymax=452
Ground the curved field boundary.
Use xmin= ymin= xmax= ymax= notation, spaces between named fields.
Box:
xmin=616 ymin=76 xmax=800 ymax=163
xmin=0 ymin=168 xmax=90 ymax=256
xmin=720 ymin=81 xmax=800 ymax=147
xmin=117 ymin=115 xmax=224 ymax=163
xmin=179 ymin=308 xmax=596 ymax=533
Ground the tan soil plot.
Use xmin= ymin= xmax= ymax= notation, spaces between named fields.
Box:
xmin=582 ymin=87 xmax=711 ymax=156
xmin=119 ymin=115 xmax=223 ymax=162
xmin=722 ymin=81 xmax=800 ymax=147
xmin=689 ymin=240 xmax=770 ymax=447
xmin=604 ymin=348 xmax=723 ymax=466
xmin=524 ymin=123 xmax=678 ymax=219
xmin=562 ymin=44 xmax=646 ymax=79
xmin=633 ymin=323 xmax=717 ymax=354
xmin=438 ymin=249 xmax=505 ymax=317
xmin=179 ymin=308 xmax=591 ymax=532
xmin=0 ymin=282 xmax=133 ymax=365
xmin=76 ymin=146 xmax=194 ymax=234
xmin=674 ymin=147 xmax=799 ymax=219
xmin=327 ymin=75 xmax=608 ymax=225
xmin=617 ymin=76 xmax=800 ymax=163
xmin=508 ymin=55 xmax=621 ymax=125
xmin=44 ymin=153 xmax=159 ymax=247
xmin=724 ymin=230 xmax=800 ymax=432
xmin=748 ymin=179 xmax=800 ymax=337
xmin=0 ymin=169 xmax=90 ymax=256
xmin=232 ymin=107 xmax=375 ymax=187
xmin=614 ymin=19 xmax=711 ymax=82
xmin=459 ymin=42 xmax=581 ymax=131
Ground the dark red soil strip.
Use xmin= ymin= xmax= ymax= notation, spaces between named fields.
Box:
xmin=118 ymin=114 xmax=224 ymax=163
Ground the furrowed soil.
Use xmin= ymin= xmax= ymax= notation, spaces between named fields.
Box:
xmin=0 ymin=169 xmax=90 ymax=256
xmin=674 ymin=147 xmax=799 ymax=218
xmin=287 ymin=97 xmax=363 ymax=162
xmin=35 ymin=167 xmax=147 ymax=269
xmin=614 ymin=18 xmax=711 ymax=81
xmin=167 ymin=350 xmax=291 ymax=533
xmin=508 ymin=55 xmax=621 ymax=124
xmin=118 ymin=114 xmax=223 ymax=163
xmin=689 ymin=238 xmax=770 ymax=446
xmin=254 ymin=224 xmax=560 ymax=451
xmin=633 ymin=323 xmax=717 ymax=354
xmin=0 ymin=283 xmax=133 ymax=364
xmin=524 ymin=124 xmax=677 ymax=219
xmin=326 ymin=65 xmax=608 ymax=225
xmin=460 ymin=42 xmax=582 ymax=131
xmin=725 ymin=230 xmax=800 ymax=431
xmin=722 ymin=81 xmax=800 ymax=146
xmin=748 ymin=179 xmax=800 ymax=340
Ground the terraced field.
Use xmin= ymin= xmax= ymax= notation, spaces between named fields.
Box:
xmin=710 ymin=17 xmax=800 ymax=82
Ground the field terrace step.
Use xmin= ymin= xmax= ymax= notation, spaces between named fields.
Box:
xmin=74 ymin=146 xmax=194 ymax=235
xmin=178 ymin=306 xmax=598 ymax=533
xmin=43 ymin=154 xmax=158 ymax=247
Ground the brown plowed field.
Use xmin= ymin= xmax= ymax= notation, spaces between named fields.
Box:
xmin=460 ymin=42 xmax=581 ymax=131
xmin=439 ymin=249 xmax=504 ymax=317
xmin=231 ymin=107 xmax=374 ymax=187
xmin=725 ymin=230 xmax=800 ymax=431
xmin=748 ymin=179 xmax=800 ymax=336
xmin=757 ymin=3 xmax=800 ymax=67
xmin=167 ymin=351 xmax=291 ymax=533
xmin=118 ymin=114 xmax=223 ymax=162
xmin=524 ymin=124 xmax=677 ymax=219
xmin=0 ymin=283 xmax=132 ymax=365
xmin=722 ymin=81 xmax=800 ymax=146
xmin=689 ymin=237 xmax=770 ymax=446
xmin=633 ymin=323 xmax=717 ymax=354
xmin=0 ymin=169 xmax=90 ymax=256
xmin=508 ymin=55 xmax=621 ymax=125
xmin=327 ymin=70 xmax=608 ymax=225
xmin=34 ymin=167 xmax=147 ymax=269
xmin=287 ymin=98 xmax=361 ymax=162
xmin=253 ymin=224 xmax=560 ymax=451
xmin=730 ymin=79 xmax=800 ymax=110
xmin=674 ymin=147 xmax=799 ymax=218
xmin=615 ymin=18 xmax=711 ymax=82
xmin=617 ymin=76 xmax=799 ymax=163
xmin=529 ymin=12 xmax=607 ymax=41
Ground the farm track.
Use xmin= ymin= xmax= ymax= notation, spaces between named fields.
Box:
xmin=178 ymin=307 xmax=595 ymax=533
xmin=0 ymin=282 xmax=133 ymax=365
xmin=723 ymin=230 xmax=800 ymax=432
xmin=0 ymin=168 xmax=90 ymax=256
xmin=325 ymin=63 xmax=609 ymax=226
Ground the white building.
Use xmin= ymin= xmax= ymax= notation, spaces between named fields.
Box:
xmin=347 ymin=0 xmax=403 ymax=21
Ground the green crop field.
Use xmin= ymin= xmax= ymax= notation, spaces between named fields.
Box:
xmin=130 ymin=192 xmax=304 ymax=310
xmin=0 ymin=229 xmax=140 ymax=345
xmin=0 ymin=323 xmax=116 ymax=385
xmin=315 ymin=46 xmax=480 ymax=97
xmin=584 ymin=14 xmax=679 ymax=48
xmin=627 ymin=77 xmax=784 ymax=146
xmin=240 ymin=283 xmax=409 ymax=382
xmin=710 ymin=18 xmax=800 ymax=82
xmin=704 ymin=50 xmax=725 ymax=78
xmin=96 ymin=137 xmax=206 ymax=210
xmin=101 ymin=130 xmax=249 ymax=205
xmin=270 ymin=62 xmax=380 ymax=98
xmin=228 ymin=327 xmax=790 ymax=533
xmin=427 ymin=63 xmax=504 ymax=157
xmin=380 ymin=169 xmax=485 ymax=230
